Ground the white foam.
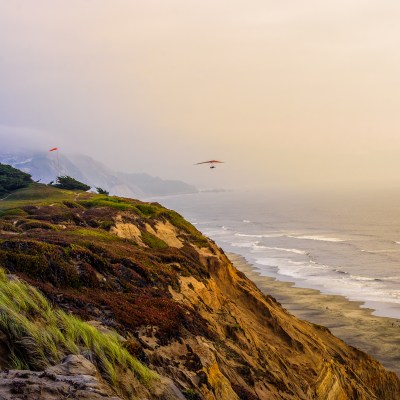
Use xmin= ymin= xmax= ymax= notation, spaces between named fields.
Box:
xmin=381 ymin=275 xmax=400 ymax=281
xmin=264 ymin=246 xmax=307 ymax=255
xmin=235 ymin=233 xmax=344 ymax=242
xmin=347 ymin=274 xmax=377 ymax=282
xmin=252 ymin=244 xmax=267 ymax=250
xmin=196 ymin=221 xmax=399 ymax=317
xmin=203 ymin=229 xmax=228 ymax=236
xmin=234 ymin=233 xmax=283 ymax=238
xmin=254 ymin=256 xmax=400 ymax=310
xmin=362 ymin=249 xmax=400 ymax=254
xmin=231 ymin=241 xmax=259 ymax=249
xmin=230 ymin=241 xmax=307 ymax=256
xmin=288 ymin=234 xmax=344 ymax=242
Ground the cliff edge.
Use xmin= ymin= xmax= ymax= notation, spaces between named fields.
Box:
xmin=0 ymin=183 xmax=399 ymax=399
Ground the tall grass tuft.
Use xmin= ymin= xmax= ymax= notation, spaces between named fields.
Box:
xmin=0 ymin=270 xmax=157 ymax=391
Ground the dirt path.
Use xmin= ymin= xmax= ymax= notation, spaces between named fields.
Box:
xmin=0 ymin=193 xmax=12 ymax=201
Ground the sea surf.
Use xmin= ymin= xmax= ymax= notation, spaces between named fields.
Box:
xmin=158 ymin=188 xmax=400 ymax=319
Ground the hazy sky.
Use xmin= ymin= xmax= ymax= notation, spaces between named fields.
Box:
xmin=1 ymin=1 xmax=400 ymax=189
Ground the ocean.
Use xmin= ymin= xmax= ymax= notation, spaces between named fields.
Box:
xmin=157 ymin=188 xmax=400 ymax=319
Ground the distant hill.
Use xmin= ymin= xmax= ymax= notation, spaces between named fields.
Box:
xmin=0 ymin=152 xmax=197 ymax=198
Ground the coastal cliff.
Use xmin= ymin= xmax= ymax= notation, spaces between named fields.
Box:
xmin=0 ymin=183 xmax=399 ymax=399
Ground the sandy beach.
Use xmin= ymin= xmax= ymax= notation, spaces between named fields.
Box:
xmin=228 ymin=252 xmax=400 ymax=376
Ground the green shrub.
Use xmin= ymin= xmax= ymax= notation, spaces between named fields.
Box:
xmin=141 ymin=231 xmax=168 ymax=250
xmin=96 ymin=187 xmax=109 ymax=196
xmin=0 ymin=164 xmax=32 ymax=196
xmin=134 ymin=204 xmax=161 ymax=217
xmin=54 ymin=176 xmax=90 ymax=191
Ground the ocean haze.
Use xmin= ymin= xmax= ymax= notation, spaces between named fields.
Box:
xmin=1 ymin=1 xmax=400 ymax=190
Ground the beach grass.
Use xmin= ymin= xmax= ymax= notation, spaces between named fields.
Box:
xmin=0 ymin=269 xmax=158 ymax=390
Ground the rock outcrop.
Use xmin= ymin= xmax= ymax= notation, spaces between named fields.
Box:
xmin=0 ymin=355 xmax=120 ymax=399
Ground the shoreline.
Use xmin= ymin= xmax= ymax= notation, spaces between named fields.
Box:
xmin=227 ymin=252 xmax=400 ymax=376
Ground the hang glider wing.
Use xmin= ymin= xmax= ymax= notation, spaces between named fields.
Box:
xmin=195 ymin=160 xmax=224 ymax=165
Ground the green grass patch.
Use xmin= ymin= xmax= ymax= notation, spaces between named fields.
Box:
xmin=0 ymin=184 xmax=89 ymax=211
xmin=134 ymin=203 xmax=162 ymax=217
xmin=141 ymin=231 xmax=168 ymax=250
xmin=0 ymin=270 xmax=158 ymax=392
xmin=79 ymin=196 xmax=137 ymax=211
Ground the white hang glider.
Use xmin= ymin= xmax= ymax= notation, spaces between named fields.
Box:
xmin=195 ymin=160 xmax=225 ymax=169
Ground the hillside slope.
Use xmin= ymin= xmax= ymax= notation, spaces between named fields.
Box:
xmin=0 ymin=184 xmax=399 ymax=399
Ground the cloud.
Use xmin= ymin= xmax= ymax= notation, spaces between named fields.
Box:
xmin=0 ymin=125 xmax=57 ymax=152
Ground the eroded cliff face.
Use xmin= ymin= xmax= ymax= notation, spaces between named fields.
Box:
xmin=0 ymin=186 xmax=399 ymax=399
xmin=148 ymin=241 xmax=400 ymax=400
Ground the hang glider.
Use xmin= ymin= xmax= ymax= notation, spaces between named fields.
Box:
xmin=195 ymin=160 xmax=225 ymax=169
xmin=49 ymin=147 xmax=58 ymax=152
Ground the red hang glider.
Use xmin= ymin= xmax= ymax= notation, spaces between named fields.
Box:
xmin=195 ymin=160 xmax=224 ymax=169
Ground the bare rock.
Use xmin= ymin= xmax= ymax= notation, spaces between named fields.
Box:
xmin=0 ymin=355 xmax=120 ymax=400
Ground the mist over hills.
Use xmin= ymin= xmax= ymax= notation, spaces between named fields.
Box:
xmin=0 ymin=151 xmax=197 ymax=198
